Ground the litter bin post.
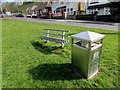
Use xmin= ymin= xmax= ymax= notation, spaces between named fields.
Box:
xmin=71 ymin=31 xmax=105 ymax=79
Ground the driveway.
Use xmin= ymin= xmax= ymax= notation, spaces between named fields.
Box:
xmin=3 ymin=17 xmax=119 ymax=31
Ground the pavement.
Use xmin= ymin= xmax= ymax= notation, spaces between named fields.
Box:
xmin=2 ymin=17 xmax=119 ymax=31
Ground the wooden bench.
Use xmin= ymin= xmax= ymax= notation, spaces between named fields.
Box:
xmin=38 ymin=29 xmax=70 ymax=47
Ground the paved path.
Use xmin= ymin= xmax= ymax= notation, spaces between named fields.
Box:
xmin=3 ymin=17 xmax=119 ymax=31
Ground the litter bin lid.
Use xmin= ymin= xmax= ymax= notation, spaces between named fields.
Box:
xmin=71 ymin=31 xmax=105 ymax=42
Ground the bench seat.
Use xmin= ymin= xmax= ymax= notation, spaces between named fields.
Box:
xmin=38 ymin=36 xmax=69 ymax=44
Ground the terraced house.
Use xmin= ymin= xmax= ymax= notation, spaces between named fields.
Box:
xmin=86 ymin=0 xmax=111 ymax=15
xmin=51 ymin=0 xmax=86 ymax=19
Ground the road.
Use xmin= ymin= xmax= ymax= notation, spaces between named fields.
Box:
xmin=2 ymin=17 xmax=119 ymax=31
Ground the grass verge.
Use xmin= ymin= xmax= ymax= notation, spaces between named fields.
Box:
xmin=2 ymin=19 xmax=119 ymax=88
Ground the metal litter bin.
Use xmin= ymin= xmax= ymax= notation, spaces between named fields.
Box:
xmin=71 ymin=31 xmax=105 ymax=79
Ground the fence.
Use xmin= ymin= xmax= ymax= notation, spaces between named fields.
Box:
xmin=76 ymin=15 xmax=120 ymax=22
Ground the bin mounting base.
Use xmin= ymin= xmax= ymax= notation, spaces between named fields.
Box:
xmin=72 ymin=65 xmax=99 ymax=79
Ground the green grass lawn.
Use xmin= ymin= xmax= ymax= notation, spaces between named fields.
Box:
xmin=2 ymin=19 xmax=119 ymax=88
xmin=17 ymin=2 xmax=42 ymax=12
xmin=8 ymin=2 xmax=42 ymax=13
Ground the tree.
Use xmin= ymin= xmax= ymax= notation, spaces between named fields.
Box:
xmin=2 ymin=2 xmax=19 ymax=13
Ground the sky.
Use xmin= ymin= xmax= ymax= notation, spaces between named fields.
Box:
xmin=1 ymin=0 xmax=33 ymax=2
xmin=1 ymin=0 xmax=120 ymax=3
xmin=3 ymin=0 xmax=14 ymax=2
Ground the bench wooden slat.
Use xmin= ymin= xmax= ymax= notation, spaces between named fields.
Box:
xmin=38 ymin=36 xmax=69 ymax=43
xmin=43 ymin=29 xmax=70 ymax=32
xmin=43 ymin=32 xmax=70 ymax=37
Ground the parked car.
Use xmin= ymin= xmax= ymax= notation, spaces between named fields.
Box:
xmin=31 ymin=13 xmax=38 ymax=18
xmin=6 ymin=12 xmax=11 ymax=15
xmin=0 ymin=14 xmax=4 ymax=18
xmin=0 ymin=14 xmax=7 ymax=18
xmin=16 ymin=14 xmax=24 ymax=17
xmin=27 ymin=13 xmax=32 ymax=18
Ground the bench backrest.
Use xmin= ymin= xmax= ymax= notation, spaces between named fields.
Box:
xmin=43 ymin=29 xmax=70 ymax=32
xmin=43 ymin=29 xmax=70 ymax=40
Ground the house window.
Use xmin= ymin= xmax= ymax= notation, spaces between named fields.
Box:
xmin=67 ymin=8 xmax=69 ymax=11
xmin=105 ymin=8 xmax=110 ymax=15
xmin=69 ymin=8 xmax=73 ymax=15
xmin=61 ymin=2 xmax=64 ymax=5
xmin=71 ymin=8 xmax=73 ymax=11
xmin=92 ymin=0 xmax=98 ymax=2
xmin=71 ymin=12 xmax=73 ymax=15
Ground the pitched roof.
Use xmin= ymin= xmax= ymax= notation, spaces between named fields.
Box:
xmin=88 ymin=3 xmax=109 ymax=9
xmin=46 ymin=1 xmax=52 ymax=7
xmin=71 ymin=31 xmax=105 ymax=42
xmin=34 ymin=2 xmax=52 ymax=11
xmin=26 ymin=7 xmax=31 ymax=11
xmin=31 ymin=5 xmax=38 ymax=10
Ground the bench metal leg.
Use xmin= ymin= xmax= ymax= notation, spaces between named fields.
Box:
xmin=62 ymin=43 xmax=64 ymax=48
xmin=61 ymin=31 xmax=65 ymax=48
xmin=46 ymin=30 xmax=49 ymax=43
xmin=44 ymin=40 xmax=49 ymax=43
xmin=46 ymin=41 xmax=49 ymax=43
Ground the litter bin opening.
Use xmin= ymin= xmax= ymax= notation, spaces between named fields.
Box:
xmin=74 ymin=41 xmax=100 ymax=49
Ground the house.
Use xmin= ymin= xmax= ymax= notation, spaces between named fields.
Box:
xmin=31 ymin=5 xmax=38 ymax=17
xmin=51 ymin=0 xmax=66 ymax=18
xmin=25 ymin=7 xmax=32 ymax=17
xmin=25 ymin=7 xmax=31 ymax=14
xmin=25 ymin=5 xmax=39 ymax=18
xmin=86 ymin=0 xmax=111 ymax=15
xmin=51 ymin=0 xmax=86 ymax=19
xmin=14 ymin=1 xmax=23 ymax=7
xmin=40 ymin=2 xmax=52 ymax=18
xmin=66 ymin=0 xmax=86 ymax=19
xmin=34 ymin=2 xmax=52 ymax=18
